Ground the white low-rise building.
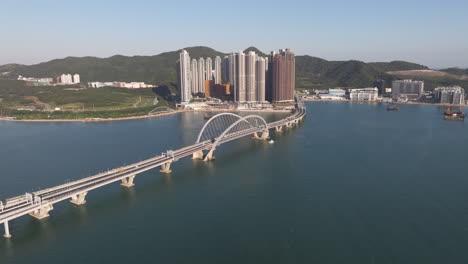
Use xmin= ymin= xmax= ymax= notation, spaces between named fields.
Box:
xmin=349 ymin=88 xmax=378 ymax=101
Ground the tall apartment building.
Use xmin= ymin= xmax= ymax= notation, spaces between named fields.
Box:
xmin=191 ymin=59 xmax=199 ymax=93
xmin=434 ymin=86 xmax=465 ymax=105
xmin=232 ymin=52 xmax=246 ymax=103
xmin=245 ymin=51 xmax=257 ymax=102
xmin=214 ymin=56 xmax=222 ymax=84
xmin=270 ymin=49 xmax=295 ymax=103
xmin=392 ymin=80 xmax=424 ymax=99
xmin=177 ymin=50 xmax=192 ymax=103
xmin=198 ymin=58 xmax=205 ymax=93
xmin=72 ymin=74 xmax=80 ymax=84
xmin=205 ymin=57 xmax=213 ymax=81
xmin=60 ymin=74 xmax=73 ymax=84
xmin=256 ymin=57 xmax=266 ymax=102
xmin=222 ymin=56 xmax=231 ymax=84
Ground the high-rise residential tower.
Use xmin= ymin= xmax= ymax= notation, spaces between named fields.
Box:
xmin=205 ymin=57 xmax=213 ymax=81
xmin=233 ymin=52 xmax=246 ymax=103
xmin=214 ymin=56 xmax=222 ymax=84
xmin=245 ymin=51 xmax=257 ymax=102
xmin=191 ymin=59 xmax=199 ymax=93
xmin=222 ymin=56 xmax=231 ymax=84
xmin=271 ymin=49 xmax=295 ymax=103
xmin=177 ymin=50 xmax=192 ymax=103
xmin=198 ymin=58 xmax=206 ymax=93
xmin=256 ymin=57 xmax=266 ymax=103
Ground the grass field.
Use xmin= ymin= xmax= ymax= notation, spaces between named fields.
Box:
xmin=0 ymin=80 xmax=175 ymax=119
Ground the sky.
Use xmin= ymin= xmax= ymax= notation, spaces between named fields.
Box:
xmin=1 ymin=0 xmax=468 ymax=68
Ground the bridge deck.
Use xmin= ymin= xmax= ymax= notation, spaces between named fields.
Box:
xmin=1 ymin=97 xmax=306 ymax=235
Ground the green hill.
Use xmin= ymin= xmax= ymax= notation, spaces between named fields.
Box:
xmin=0 ymin=46 xmax=432 ymax=90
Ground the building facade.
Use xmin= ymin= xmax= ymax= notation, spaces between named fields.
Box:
xmin=434 ymin=86 xmax=465 ymax=105
xmin=191 ymin=59 xmax=199 ymax=93
xmin=270 ymin=49 xmax=295 ymax=103
xmin=328 ymin=89 xmax=346 ymax=97
xmin=233 ymin=52 xmax=246 ymax=103
xmin=214 ymin=56 xmax=222 ymax=84
xmin=198 ymin=58 xmax=206 ymax=93
xmin=349 ymin=88 xmax=378 ymax=101
xmin=73 ymin=74 xmax=80 ymax=84
xmin=392 ymin=80 xmax=424 ymax=99
xmin=205 ymin=57 xmax=213 ymax=81
xmin=177 ymin=50 xmax=192 ymax=103
xmin=245 ymin=51 xmax=257 ymax=102
xmin=222 ymin=56 xmax=231 ymax=84
xmin=255 ymin=57 xmax=266 ymax=102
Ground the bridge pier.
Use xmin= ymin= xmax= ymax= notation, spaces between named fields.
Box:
xmin=3 ymin=221 xmax=11 ymax=238
xmin=204 ymin=149 xmax=216 ymax=161
xmin=120 ymin=175 xmax=136 ymax=188
xmin=275 ymin=126 xmax=283 ymax=133
xmin=70 ymin=192 xmax=88 ymax=205
xmin=29 ymin=204 xmax=53 ymax=220
xmin=286 ymin=122 xmax=293 ymax=127
xmin=253 ymin=130 xmax=270 ymax=140
xmin=192 ymin=150 xmax=204 ymax=160
xmin=160 ymin=162 xmax=172 ymax=173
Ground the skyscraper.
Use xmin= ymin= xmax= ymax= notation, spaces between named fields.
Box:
xmin=177 ymin=50 xmax=192 ymax=103
xmin=256 ymin=57 xmax=266 ymax=102
xmin=191 ymin=59 xmax=199 ymax=93
xmin=271 ymin=49 xmax=295 ymax=103
xmin=198 ymin=58 xmax=205 ymax=93
xmin=214 ymin=56 xmax=222 ymax=84
xmin=222 ymin=56 xmax=231 ymax=84
xmin=205 ymin=57 xmax=213 ymax=81
xmin=233 ymin=52 xmax=246 ymax=103
xmin=245 ymin=51 xmax=256 ymax=102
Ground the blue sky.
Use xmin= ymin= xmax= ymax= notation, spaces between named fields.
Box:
xmin=1 ymin=0 xmax=467 ymax=68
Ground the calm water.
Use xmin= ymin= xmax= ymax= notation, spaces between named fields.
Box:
xmin=1 ymin=102 xmax=468 ymax=264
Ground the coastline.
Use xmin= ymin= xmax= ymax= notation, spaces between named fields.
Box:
xmin=0 ymin=108 xmax=290 ymax=123
xmin=302 ymin=98 xmax=466 ymax=107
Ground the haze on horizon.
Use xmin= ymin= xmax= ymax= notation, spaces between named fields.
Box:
xmin=1 ymin=0 xmax=467 ymax=69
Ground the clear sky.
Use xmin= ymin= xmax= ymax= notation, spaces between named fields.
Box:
xmin=1 ymin=0 xmax=467 ymax=68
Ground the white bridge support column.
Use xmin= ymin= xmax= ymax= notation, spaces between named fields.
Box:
xmin=4 ymin=221 xmax=12 ymax=238
xmin=192 ymin=150 xmax=204 ymax=160
xmin=160 ymin=162 xmax=172 ymax=173
xmin=252 ymin=130 xmax=270 ymax=140
xmin=120 ymin=175 xmax=136 ymax=188
xmin=70 ymin=192 xmax=88 ymax=205
xmin=286 ymin=122 xmax=293 ymax=127
xmin=29 ymin=204 xmax=53 ymax=220
xmin=275 ymin=126 xmax=283 ymax=133
xmin=204 ymin=148 xmax=216 ymax=161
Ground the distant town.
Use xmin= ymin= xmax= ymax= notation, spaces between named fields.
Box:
xmin=17 ymin=74 xmax=155 ymax=89
xmin=301 ymin=79 xmax=465 ymax=106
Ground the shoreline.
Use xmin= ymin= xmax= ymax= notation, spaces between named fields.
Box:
xmin=0 ymin=108 xmax=290 ymax=123
xmin=302 ymin=98 xmax=466 ymax=107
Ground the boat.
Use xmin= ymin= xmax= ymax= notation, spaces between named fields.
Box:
xmin=268 ymin=140 xmax=274 ymax=144
xmin=443 ymin=107 xmax=465 ymax=121
xmin=387 ymin=105 xmax=399 ymax=111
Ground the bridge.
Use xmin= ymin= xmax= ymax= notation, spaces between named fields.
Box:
xmin=0 ymin=96 xmax=306 ymax=238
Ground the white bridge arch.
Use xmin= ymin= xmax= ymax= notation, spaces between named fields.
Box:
xmin=194 ymin=113 xmax=270 ymax=160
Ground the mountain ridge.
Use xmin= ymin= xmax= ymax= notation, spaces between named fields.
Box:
xmin=0 ymin=46 xmax=453 ymax=89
